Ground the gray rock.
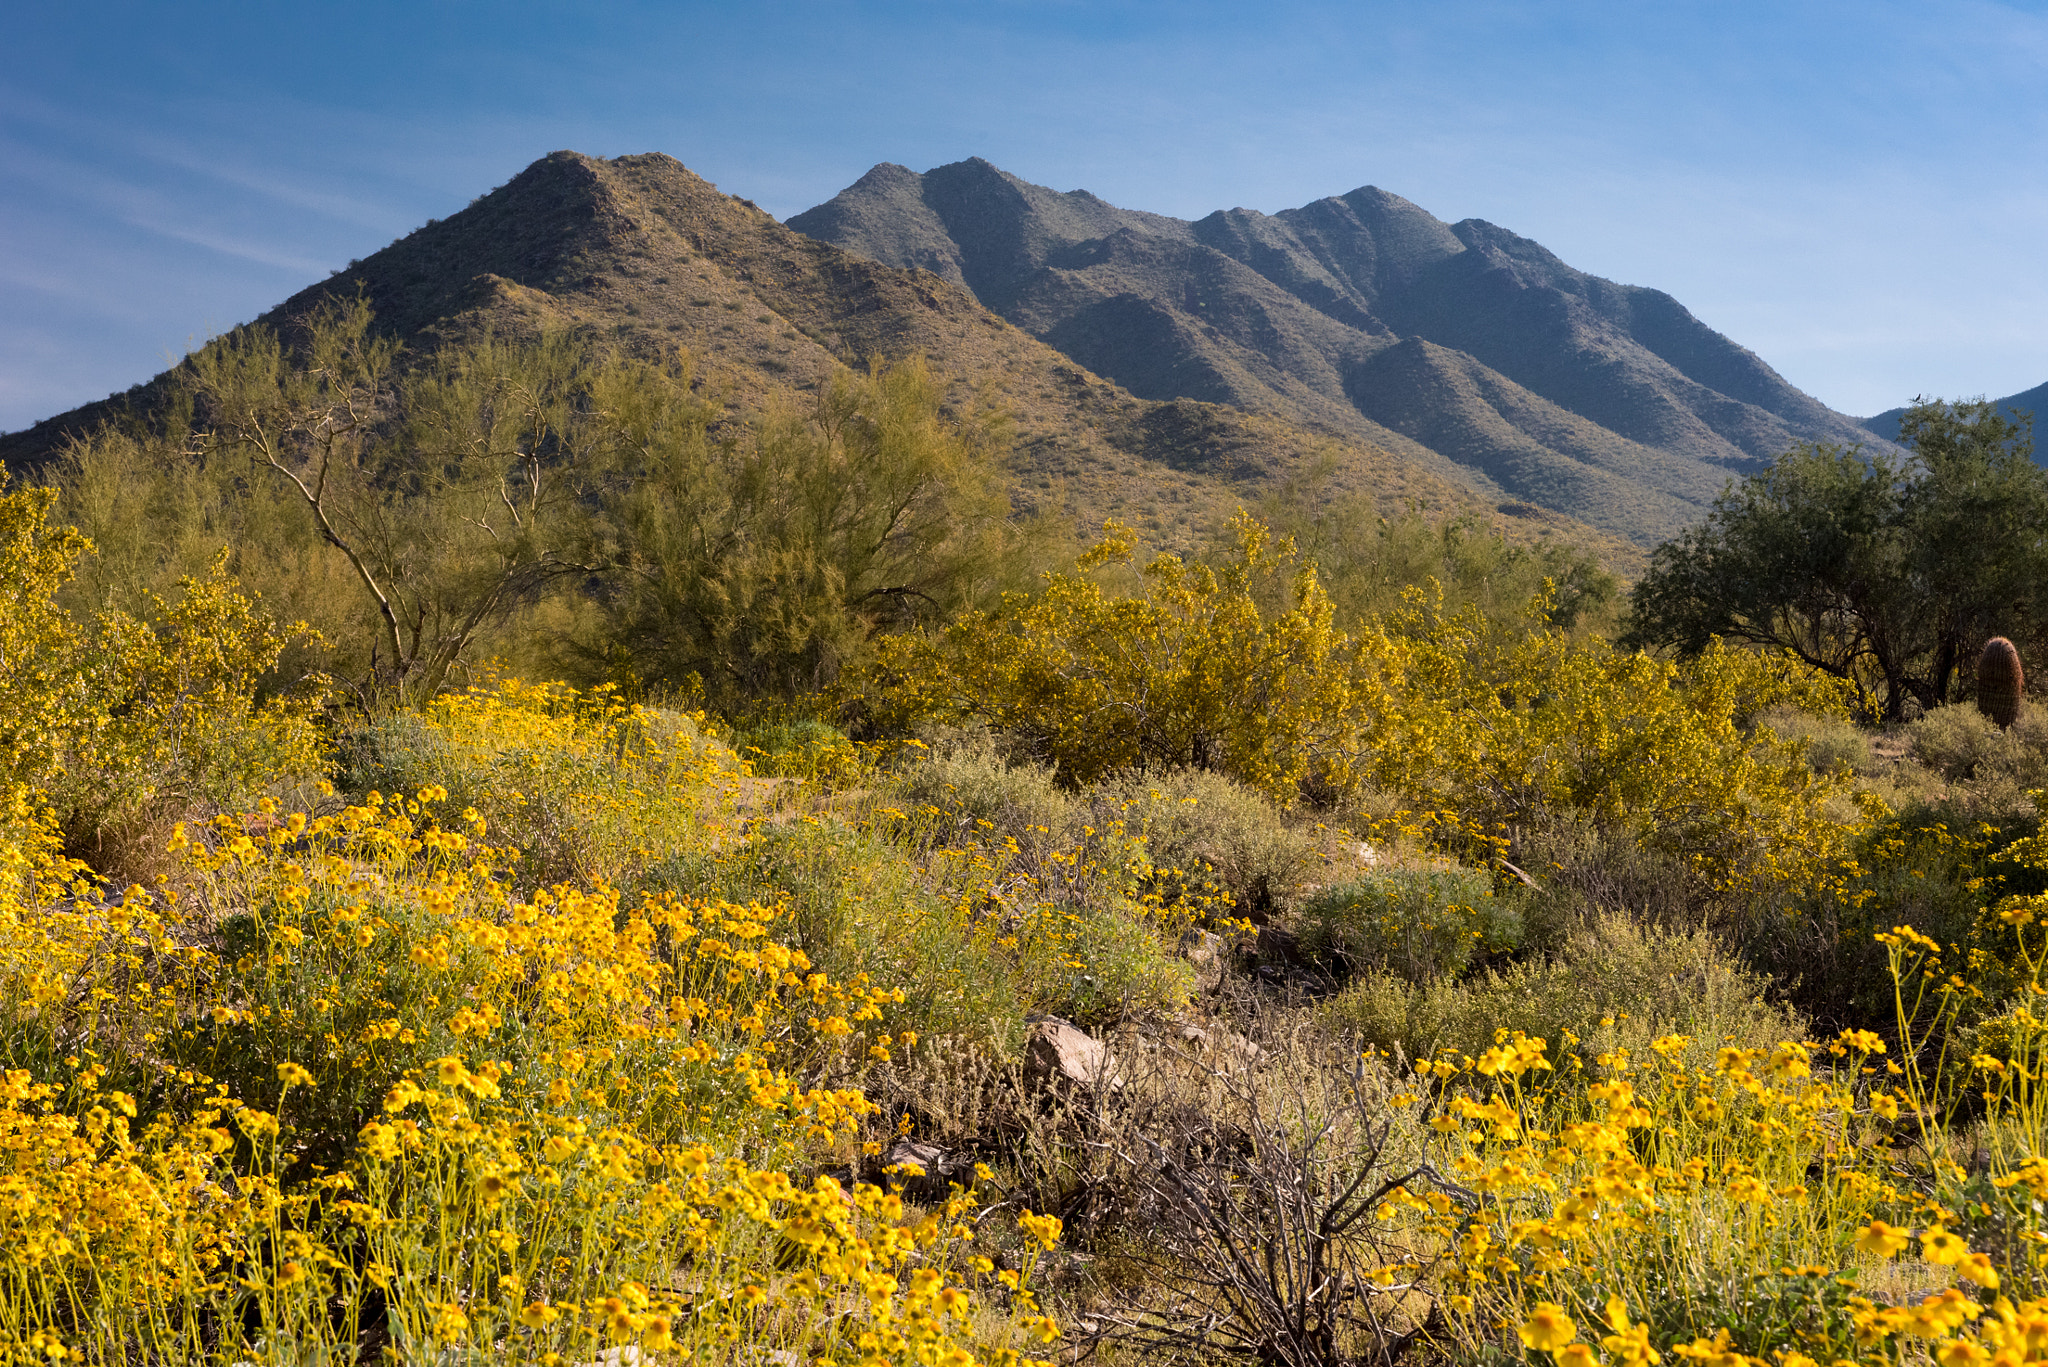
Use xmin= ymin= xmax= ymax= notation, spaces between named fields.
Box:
xmin=1025 ymin=1016 xmax=1123 ymax=1089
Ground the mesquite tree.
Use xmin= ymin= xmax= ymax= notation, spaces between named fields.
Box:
xmin=1623 ymin=400 xmax=2048 ymax=722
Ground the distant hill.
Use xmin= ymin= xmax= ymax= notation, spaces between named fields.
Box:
xmin=791 ymin=159 xmax=1881 ymax=546
xmin=1862 ymin=379 xmax=2048 ymax=445
xmin=0 ymin=151 xmax=1631 ymax=565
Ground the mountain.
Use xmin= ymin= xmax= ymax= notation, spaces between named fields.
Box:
xmin=0 ymin=151 xmax=1628 ymax=564
xmin=790 ymin=159 xmax=1881 ymax=546
xmin=1862 ymin=379 xmax=2048 ymax=445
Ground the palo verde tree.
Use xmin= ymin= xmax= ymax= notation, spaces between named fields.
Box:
xmin=1623 ymin=399 xmax=2048 ymax=722
xmin=595 ymin=354 xmax=1037 ymax=704
xmin=178 ymin=300 xmax=637 ymax=704
xmin=85 ymin=300 xmax=1041 ymax=709
xmin=851 ymin=512 xmax=1362 ymax=804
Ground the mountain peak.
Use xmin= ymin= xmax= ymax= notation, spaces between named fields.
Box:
xmin=790 ymin=157 xmax=1879 ymax=546
xmin=9 ymin=148 xmax=1585 ymax=566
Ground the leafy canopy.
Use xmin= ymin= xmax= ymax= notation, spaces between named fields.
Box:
xmin=1624 ymin=399 xmax=2048 ymax=721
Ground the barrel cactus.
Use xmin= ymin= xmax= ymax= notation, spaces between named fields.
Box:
xmin=1978 ymin=636 xmax=2025 ymax=729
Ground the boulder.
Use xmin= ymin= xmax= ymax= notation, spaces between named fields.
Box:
xmin=1025 ymin=1016 xmax=1122 ymax=1089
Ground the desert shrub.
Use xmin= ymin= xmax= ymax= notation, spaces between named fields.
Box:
xmin=1097 ymin=766 xmax=1318 ymax=924
xmin=888 ymin=727 xmax=1076 ymax=843
xmin=1356 ymin=608 xmax=1862 ymax=915
xmin=1092 ymin=1023 xmax=1441 ymax=1364
xmin=57 ymin=556 xmax=329 ymax=880
xmin=340 ymin=679 xmax=743 ymax=889
xmin=1043 ymin=904 xmax=1196 ymax=1028
xmin=1510 ymin=816 xmax=1721 ymax=943
xmin=854 ymin=513 xmax=1363 ymax=804
xmin=729 ymin=714 xmax=862 ymax=782
xmin=1908 ymin=700 xmax=2048 ymax=788
xmin=1757 ymin=702 xmax=1876 ymax=777
xmin=884 ymin=737 xmax=1153 ymax=919
xmin=1295 ymin=865 xmax=1516 ymax=982
xmin=0 ymin=481 xmax=326 ymax=891
xmin=1327 ymin=909 xmax=1797 ymax=1070
xmin=682 ymin=814 xmax=1026 ymax=1044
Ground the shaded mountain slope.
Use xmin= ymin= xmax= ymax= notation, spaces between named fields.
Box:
xmin=1 ymin=151 xmax=1633 ymax=566
xmin=791 ymin=159 xmax=1879 ymax=544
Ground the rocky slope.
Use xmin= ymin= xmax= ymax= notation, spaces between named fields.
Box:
xmin=2 ymin=151 xmax=1626 ymax=563
xmin=792 ymin=159 xmax=1881 ymax=544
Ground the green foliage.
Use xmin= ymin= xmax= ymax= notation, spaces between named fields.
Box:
xmin=59 ymin=306 xmax=1052 ymax=712
xmin=684 ymin=815 xmax=1029 ymax=1042
xmin=1625 ymin=399 xmax=2048 ymax=721
xmin=1753 ymin=703 xmax=1877 ymax=779
xmin=1095 ymin=767 xmax=1317 ymax=924
xmin=597 ymin=355 xmax=1044 ymax=703
xmin=854 ymin=513 xmax=1363 ymax=804
xmin=1240 ymin=479 xmax=1619 ymax=634
xmin=1901 ymin=700 xmax=2048 ymax=821
xmin=1329 ymin=909 xmax=1797 ymax=1070
xmin=1296 ymin=865 xmax=1516 ymax=983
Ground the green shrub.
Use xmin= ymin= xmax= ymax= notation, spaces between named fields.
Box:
xmin=1511 ymin=815 xmax=1725 ymax=945
xmin=1756 ymin=703 xmax=1875 ymax=777
xmin=1907 ymin=701 xmax=2048 ymax=784
xmin=675 ymin=815 xmax=1028 ymax=1045
xmin=1295 ymin=865 xmax=1516 ymax=982
xmin=1037 ymin=903 xmax=1197 ymax=1029
xmin=728 ymin=715 xmax=863 ymax=782
xmin=1327 ymin=909 xmax=1798 ymax=1071
xmin=1098 ymin=767 xmax=1317 ymax=924
xmin=884 ymin=732 xmax=1152 ymax=917
xmin=888 ymin=727 xmax=1075 ymax=837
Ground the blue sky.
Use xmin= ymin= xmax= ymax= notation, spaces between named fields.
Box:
xmin=5 ymin=0 xmax=2047 ymax=431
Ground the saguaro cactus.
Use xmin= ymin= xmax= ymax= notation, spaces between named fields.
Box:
xmin=1978 ymin=636 xmax=2025 ymax=729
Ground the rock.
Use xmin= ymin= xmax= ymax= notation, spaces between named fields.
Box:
xmin=1183 ymin=929 xmax=1228 ymax=993
xmin=1174 ymin=1020 xmax=1269 ymax=1069
xmin=1025 ymin=1016 xmax=1122 ymax=1089
xmin=869 ymin=1139 xmax=974 ymax=1203
xmin=1255 ymin=924 xmax=1305 ymax=967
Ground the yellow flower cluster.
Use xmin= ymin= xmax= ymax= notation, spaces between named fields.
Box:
xmin=0 ymin=679 xmax=1060 ymax=1365
xmin=1391 ymin=1013 xmax=2048 ymax=1365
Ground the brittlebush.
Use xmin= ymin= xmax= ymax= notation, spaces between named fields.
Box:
xmin=0 ymin=704 xmax=1063 ymax=1365
xmin=859 ymin=512 xmax=1864 ymax=905
xmin=857 ymin=512 xmax=1358 ymax=803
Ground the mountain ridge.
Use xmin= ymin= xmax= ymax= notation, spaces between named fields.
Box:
xmin=790 ymin=159 xmax=1880 ymax=544
xmin=0 ymin=150 xmax=1635 ymax=567
xmin=1862 ymin=379 xmax=2048 ymax=445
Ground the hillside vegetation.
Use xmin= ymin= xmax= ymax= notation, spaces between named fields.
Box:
xmin=1 ymin=152 xmax=1627 ymax=570
xmin=7 ymin=286 xmax=2048 ymax=1366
